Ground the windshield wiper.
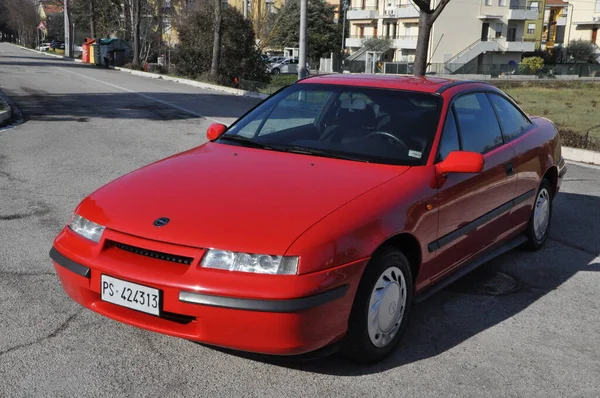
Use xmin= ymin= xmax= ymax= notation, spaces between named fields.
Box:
xmin=218 ymin=135 xmax=274 ymax=150
xmin=272 ymin=145 xmax=369 ymax=163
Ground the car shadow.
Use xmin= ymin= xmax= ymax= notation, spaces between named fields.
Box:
xmin=201 ymin=190 xmax=599 ymax=375
xmin=6 ymin=89 xmax=259 ymax=123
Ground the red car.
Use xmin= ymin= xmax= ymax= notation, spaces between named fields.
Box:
xmin=50 ymin=75 xmax=566 ymax=363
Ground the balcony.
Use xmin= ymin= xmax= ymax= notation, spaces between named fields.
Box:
xmin=556 ymin=16 xmax=567 ymax=26
xmin=507 ymin=6 xmax=539 ymax=20
xmin=393 ymin=35 xmax=418 ymax=49
xmin=381 ymin=4 xmax=420 ymax=19
xmin=499 ymin=38 xmax=536 ymax=52
xmin=345 ymin=37 xmax=365 ymax=47
xmin=345 ymin=35 xmax=418 ymax=49
xmin=347 ymin=7 xmax=378 ymax=20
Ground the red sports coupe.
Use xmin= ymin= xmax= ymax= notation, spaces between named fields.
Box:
xmin=50 ymin=75 xmax=566 ymax=363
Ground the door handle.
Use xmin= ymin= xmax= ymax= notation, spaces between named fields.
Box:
xmin=505 ymin=162 xmax=514 ymax=176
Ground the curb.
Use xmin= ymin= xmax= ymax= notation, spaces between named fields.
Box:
xmin=0 ymin=99 xmax=11 ymax=125
xmin=112 ymin=66 xmax=270 ymax=100
xmin=562 ymin=146 xmax=600 ymax=166
xmin=0 ymin=89 xmax=23 ymax=132
xmin=10 ymin=43 xmax=267 ymax=99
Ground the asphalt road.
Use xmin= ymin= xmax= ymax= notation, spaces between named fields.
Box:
xmin=1 ymin=43 xmax=599 ymax=397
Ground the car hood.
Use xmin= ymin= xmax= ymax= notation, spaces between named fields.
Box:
xmin=77 ymin=143 xmax=409 ymax=254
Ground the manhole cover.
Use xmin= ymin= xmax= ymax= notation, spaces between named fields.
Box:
xmin=446 ymin=271 xmax=520 ymax=296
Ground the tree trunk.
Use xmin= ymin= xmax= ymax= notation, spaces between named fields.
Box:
xmin=89 ymin=0 xmax=96 ymax=37
xmin=413 ymin=13 xmax=432 ymax=76
xmin=210 ymin=0 xmax=222 ymax=80
xmin=133 ymin=0 xmax=141 ymax=68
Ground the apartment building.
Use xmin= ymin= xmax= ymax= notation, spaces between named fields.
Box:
xmin=568 ymin=0 xmax=600 ymax=45
xmin=345 ymin=0 xmax=420 ymax=62
xmin=542 ymin=0 xmax=568 ymax=49
xmin=345 ymin=0 xmax=553 ymax=71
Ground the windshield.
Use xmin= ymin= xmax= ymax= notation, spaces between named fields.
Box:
xmin=218 ymin=83 xmax=442 ymax=166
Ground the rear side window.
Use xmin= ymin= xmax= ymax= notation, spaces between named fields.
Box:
xmin=453 ymin=93 xmax=504 ymax=154
xmin=487 ymin=93 xmax=531 ymax=140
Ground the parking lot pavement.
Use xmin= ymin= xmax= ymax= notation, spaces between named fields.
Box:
xmin=1 ymin=43 xmax=599 ymax=398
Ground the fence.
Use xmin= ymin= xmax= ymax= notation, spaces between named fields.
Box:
xmin=344 ymin=61 xmax=600 ymax=78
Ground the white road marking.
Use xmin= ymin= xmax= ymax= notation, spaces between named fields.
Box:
xmin=55 ymin=67 xmax=225 ymax=124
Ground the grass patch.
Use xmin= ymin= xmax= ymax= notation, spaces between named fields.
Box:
xmin=239 ymin=74 xmax=298 ymax=95
xmin=495 ymin=82 xmax=600 ymax=140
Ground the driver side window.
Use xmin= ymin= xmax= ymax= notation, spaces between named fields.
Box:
xmin=438 ymin=108 xmax=461 ymax=161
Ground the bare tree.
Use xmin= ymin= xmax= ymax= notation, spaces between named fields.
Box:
xmin=89 ymin=0 xmax=96 ymax=37
xmin=3 ymin=0 xmax=38 ymax=47
xmin=210 ymin=0 xmax=222 ymax=79
xmin=131 ymin=0 xmax=141 ymax=68
xmin=412 ymin=0 xmax=451 ymax=76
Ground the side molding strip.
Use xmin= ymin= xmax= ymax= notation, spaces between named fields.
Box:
xmin=428 ymin=189 xmax=536 ymax=253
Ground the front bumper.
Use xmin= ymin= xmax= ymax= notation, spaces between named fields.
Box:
xmin=50 ymin=229 xmax=367 ymax=355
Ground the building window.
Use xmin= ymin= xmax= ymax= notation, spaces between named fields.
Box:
xmin=485 ymin=0 xmax=492 ymax=5
xmin=527 ymin=23 xmax=536 ymax=34
xmin=499 ymin=0 xmax=506 ymax=6
xmin=496 ymin=23 xmax=503 ymax=38
xmin=530 ymin=1 xmax=539 ymax=10
xmin=596 ymin=0 xmax=600 ymax=12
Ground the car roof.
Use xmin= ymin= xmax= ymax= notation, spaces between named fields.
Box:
xmin=296 ymin=74 xmax=487 ymax=94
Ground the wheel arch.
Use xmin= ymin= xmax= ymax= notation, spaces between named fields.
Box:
xmin=543 ymin=165 xmax=558 ymax=197
xmin=373 ymin=232 xmax=422 ymax=284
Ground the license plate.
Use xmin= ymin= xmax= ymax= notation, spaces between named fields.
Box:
xmin=101 ymin=275 xmax=160 ymax=316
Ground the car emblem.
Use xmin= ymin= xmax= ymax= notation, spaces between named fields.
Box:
xmin=153 ymin=217 xmax=170 ymax=227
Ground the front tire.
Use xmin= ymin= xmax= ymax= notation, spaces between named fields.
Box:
xmin=523 ymin=178 xmax=553 ymax=250
xmin=271 ymin=68 xmax=280 ymax=75
xmin=341 ymin=247 xmax=413 ymax=363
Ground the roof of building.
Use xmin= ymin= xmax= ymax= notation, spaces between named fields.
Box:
xmin=545 ymin=0 xmax=567 ymax=6
xmin=296 ymin=74 xmax=485 ymax=94
xmin=41 ymin=1 xmax=64 ymax=15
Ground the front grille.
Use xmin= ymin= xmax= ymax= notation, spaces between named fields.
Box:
xmin=112 ymin=241 xmax=194 ymax=265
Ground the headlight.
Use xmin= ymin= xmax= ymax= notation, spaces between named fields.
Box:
xmin=68 ymin=214 xmax=105 ymax=243
xmin=201 ymin=249 xmax=298 ymax=275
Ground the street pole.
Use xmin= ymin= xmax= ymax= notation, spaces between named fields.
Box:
xmin=340 ymin=0 xmax=347 ymax=54
xmin=64 ymin=0 xmax=73 ymax=57
xmin=244 ymin=0 xmax=248 ymax=19
xmin=340 ymin=0 xmax=348 ymax=72
xmin=298 ymin=0 xmax=308 ymax=79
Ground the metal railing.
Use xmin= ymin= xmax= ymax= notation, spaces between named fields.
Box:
xmin=444 ymin=38 xmax=481 ymax=65
xmin=348 ymin=35 xmax=419 ymax=40
xmin=348 ymin=6 xmax=378 ymax=10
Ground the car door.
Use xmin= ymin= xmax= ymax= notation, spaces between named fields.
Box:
xmin=289 ymin=59 xmax=299 ymax=74
xmin=432 ymin=92 xmax=517 ymax=276
xmin=487 ymin=92 xmax=538 ymax=233
xmin=280 ymin=60 xmax=290 ymax=73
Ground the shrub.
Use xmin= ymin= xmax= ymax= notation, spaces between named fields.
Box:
xmin=175 ymin=4 xmax=269 ymax=86
xmin=566 ymin=39 xmax=597 ymax=63
xmin=519 ymin=56 xmax=544 ymax=75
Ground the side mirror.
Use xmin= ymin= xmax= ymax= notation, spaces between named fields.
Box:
xmin=206 ymin=123 xmax=227 ymax=141
xmin=435 ymin=151 xmax=484 ymax=176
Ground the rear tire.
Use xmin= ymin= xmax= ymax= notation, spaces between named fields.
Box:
xmin=272 ymin=68 xmax=280 ymax=75
xmin=523 ymin=178 xmax=552 ymax=251
xmin=341 ymin=247 xmax=413 ymax=363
